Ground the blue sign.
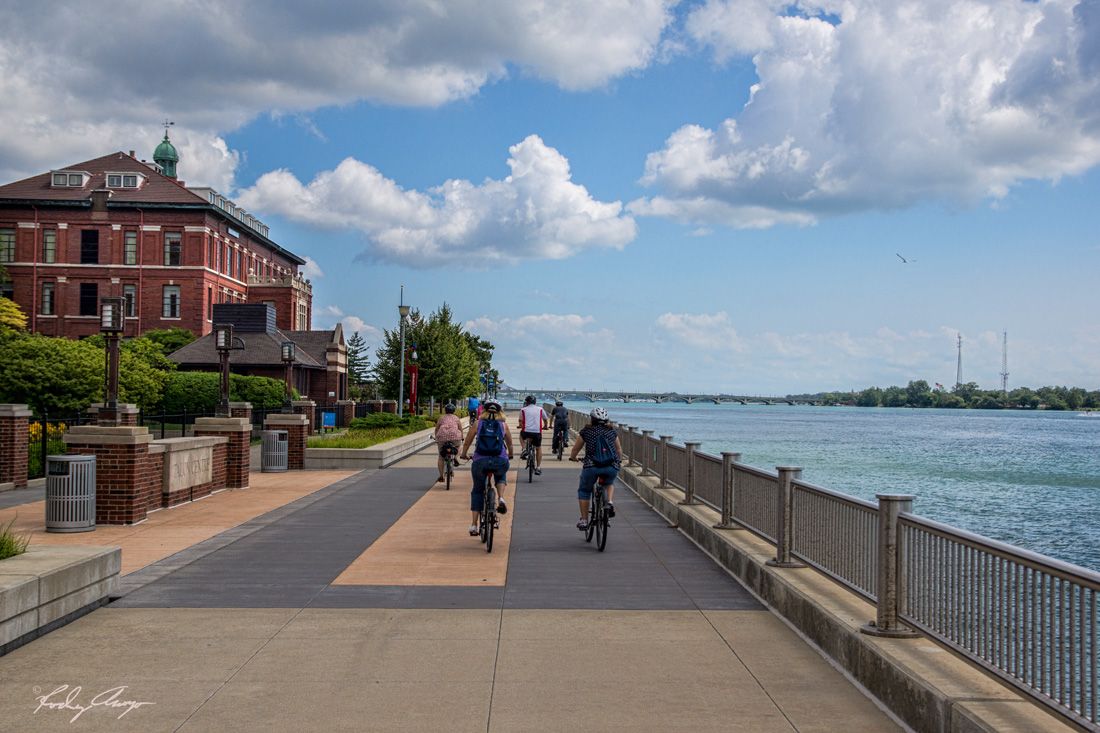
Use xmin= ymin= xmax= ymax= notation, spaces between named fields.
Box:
xmin=321 ymin=411 xmax=336 ymax=429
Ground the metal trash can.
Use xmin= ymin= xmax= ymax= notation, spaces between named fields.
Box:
xmin=45 ymin=455 xmax=96 ymax=533
xmin=261 ymin=430 xmax=289 ymax=472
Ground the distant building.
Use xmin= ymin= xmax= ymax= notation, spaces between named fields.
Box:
xmin=0 ymin=131 xmax=312 ymax=339
xmin=169 ymin=303 xmax=347 ymax=403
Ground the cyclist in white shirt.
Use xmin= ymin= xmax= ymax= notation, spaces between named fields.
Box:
xmin=517 ymin=395 xmax=549 ymax=475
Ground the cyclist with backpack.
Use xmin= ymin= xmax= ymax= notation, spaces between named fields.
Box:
xmin=550 ymin=400 xmax=570 ymax=453
xmin=569 ymin=407 xmax=622 ymax=531
xmin=460 ymin=399 xmax=514 ymax=536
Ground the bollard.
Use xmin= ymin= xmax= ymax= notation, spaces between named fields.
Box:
xmin=640 ymin=430 xmax=654 ymax=476
xmin=714 ymin=452 xmax=743 ymax=529
xmin=659 ymin=436 xmax=672 ymax=488
xmin=766 ymin=466 xmax=807 ymax=568
xmin=861 ymin=494 xmax=920 ymax=638
xmin=680 ymin=442 xmax=701 ymax=505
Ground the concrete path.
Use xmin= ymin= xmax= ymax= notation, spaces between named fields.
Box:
xmin=0 ymin=441 xmax=902 ymax=732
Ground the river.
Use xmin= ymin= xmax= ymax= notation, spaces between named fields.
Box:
xmin=561 ymin=401 xmax=1100 ymax=572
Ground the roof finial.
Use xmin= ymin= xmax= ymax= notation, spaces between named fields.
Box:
xmin=163 ymin=120 xmax=175 ymax=139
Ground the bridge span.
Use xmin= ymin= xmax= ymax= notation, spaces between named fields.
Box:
xmin=497 ymin=386 xmax=823 ymax=405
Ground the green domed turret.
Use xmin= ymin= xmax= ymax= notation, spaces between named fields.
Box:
xmin=153 ymin=131 xmax=179 ymax=179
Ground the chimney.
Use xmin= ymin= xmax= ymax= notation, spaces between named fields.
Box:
xmin=129 ymin=150 xmax=135 ymax=157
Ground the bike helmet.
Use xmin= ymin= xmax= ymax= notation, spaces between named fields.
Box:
xmin=444 ymin=403 xmax=456 ymax=414
xmin=555 ymin=400 xmax=563 ymax=407
xmin=590 ymin=407 xmax=609 ymax=422
xmin=484 ymin=400 xmax=502 ymax=414
xmin=524 ymin=395 xmax=536 ymax=405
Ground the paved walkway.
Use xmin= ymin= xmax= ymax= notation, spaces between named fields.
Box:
xmin=0 ymin=440 xmax=902 ymax=731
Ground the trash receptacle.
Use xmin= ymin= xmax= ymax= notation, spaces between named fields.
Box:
xmin=261 ymin=430 xmax=289 ymax=472
xmin=45 ymin=455 xmax=96 ymax=533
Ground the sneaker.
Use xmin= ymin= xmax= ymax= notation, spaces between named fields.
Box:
xmin=497 ymin=498 xmax=508 ymax=514
xmin=468 ymin=525 xmax=479 ymax=536
xmin=606 ymin=502 xmax=615 ymax=518
xmin=534 ymin=467 xmax=542 ymax=475
xmin=520 ymin=448 xmax=529 ymax=460
xmin=437 ymin=476 xmax=445 ymax=483
xmin=576 ymin=518 xmax=588 ymax=531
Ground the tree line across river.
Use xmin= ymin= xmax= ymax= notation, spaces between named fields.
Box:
xmin=790 ymin=381 xmax=1100 ymax=410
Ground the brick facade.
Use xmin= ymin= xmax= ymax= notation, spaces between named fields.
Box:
xmin=292 ymin=400 xmax=316 ymax=435
xmin=336 ymin=400 xmax=356 ymax=428
xmin=63 ymin=426 xmax=160 ymax=524
xmin=0 ymin=405 xmax=31 ymax=490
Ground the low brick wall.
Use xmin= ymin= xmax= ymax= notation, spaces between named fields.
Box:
xmin=158 ymin=437 xmax=228 ymax=507
xmin=264 ymin=413 xmax=309 ymax=470
xmin=304 ymin=422 xmax=463 ymax=470
xmin=64 ymin=426 xmax=160 ymax=525
xmin=0 ymin=404 xmax=31 ymax=490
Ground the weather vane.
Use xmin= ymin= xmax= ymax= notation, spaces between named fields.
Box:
xmin=163 ymin=119 xmax=175 ymax=135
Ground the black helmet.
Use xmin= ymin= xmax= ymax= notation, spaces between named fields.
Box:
xmin=555 ymin=400 xmax=563 ymax=407
xmin=524 ymin=395 xmax=536 ymax=405
xmin=484 ymin=400 xmax=502 ymax=414
xmin=444 ymin=403 xmax=456 ymax=414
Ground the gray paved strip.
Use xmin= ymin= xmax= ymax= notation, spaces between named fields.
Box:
xmin=0 ymin=483 xmax=43 ymax=509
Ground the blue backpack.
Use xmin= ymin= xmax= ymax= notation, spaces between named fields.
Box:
xmin=590 ymin=429 xmax=617 ymax=467
xmin=475 ymin=419 xmax=504 ymax=455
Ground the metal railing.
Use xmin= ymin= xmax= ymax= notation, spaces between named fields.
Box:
xmin=565 ymin=408 xmax=1099 ymax=730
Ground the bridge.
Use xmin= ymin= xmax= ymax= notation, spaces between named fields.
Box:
xmin=497 ymin=386 xmax=823 ymax=405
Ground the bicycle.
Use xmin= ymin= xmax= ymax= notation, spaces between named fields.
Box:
xmin=441 ymin=444 xmax=457 ymax=491
xmin=552 ymin=424 xmax=567 ymax=461
xmin=523 ymin=437 xmax=537 ymax=483
xmin=479 ymin=471 xmax=498 ymax=553
xmin=583 ymin=474 xmax=611 ymax=552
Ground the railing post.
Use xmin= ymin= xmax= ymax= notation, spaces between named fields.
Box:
xmin=626 ymin=426 xmax=638 ymax=466
xmin=640 ymin=430 xmax=654 ymax=475
xmin=714 ymin=452 xmax=743 ymax=529
xmin=861 ymin=494 xmax=919 ymax=638
xmin=679 ymin=441 xmax=701 ymax=505
xmin=658 ymin=435 xmax=672 ymax=488
xmin=767 ymin=466 xmax=807 ymax=568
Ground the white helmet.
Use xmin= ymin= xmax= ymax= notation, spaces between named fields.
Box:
xmin=590 ymin=407 xmax=609 ymax=422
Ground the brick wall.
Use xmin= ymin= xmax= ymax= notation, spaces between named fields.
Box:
xmin=0 ymin=405 xmax=31 ymax=489
xmin=64 ymin=438 xmax=157 ymax=524
xmin=194 ymin=416 xmax=251 ymax=489
xmin=264 ymin=414 xmax=307 ymax=470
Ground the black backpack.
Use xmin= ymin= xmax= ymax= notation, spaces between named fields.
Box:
xmin=475 ymin=419 xmax=504 ymax=455
xmin=589 ymin=429 xmax=617 ymax=467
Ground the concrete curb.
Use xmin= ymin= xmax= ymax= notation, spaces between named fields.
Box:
xmin=305 ymin=418 xmax=473 ymax=470
xmin=617 ymin=466 xmax=1078 ymax=733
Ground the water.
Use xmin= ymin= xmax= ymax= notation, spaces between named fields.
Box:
xmin=567 ymin=401 xmax=1100 ymax=571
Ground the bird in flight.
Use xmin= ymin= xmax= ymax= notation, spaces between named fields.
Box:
xmin=896 ymin=253 xmax=916 ymax=263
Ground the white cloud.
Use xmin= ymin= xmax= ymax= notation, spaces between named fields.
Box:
xmin=315 ymin=305 xmax=382 ymax=347
xmin=655 ymin=311 xmax=744 ymax=351
xmin=0 ymin=2 xmax=674 ymax=184
xmin=633 ymin=0 xmax=1100 ymax=228
xmin=238 ymin=135 xmax=637 ymax=266
xmin=301 ymin=257 xmax=325 ymax=279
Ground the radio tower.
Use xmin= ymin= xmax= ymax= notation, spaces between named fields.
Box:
xmin=999 ymin=331 xmax=1009 ymax=396
xmin=955 ymin=333 xmax=962 ymax=390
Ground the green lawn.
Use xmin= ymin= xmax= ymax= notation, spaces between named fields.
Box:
xmin=306 ymin=427 xmax=422 ymax=448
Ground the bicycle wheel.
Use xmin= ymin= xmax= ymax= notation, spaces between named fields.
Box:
xmin=480 ymin=480 xmax=489 ymax=544
xmin=585 ymin=497 xmax=596 ymax=542
xmin=596 ymin=498 xmax=609 ymax=552
xmin=485 ymin=487 xmax=495 ymax=553
xmin=445 ymin=459 xmax=453 ymax=491
xmin=528 ymin=455 xmax=534 ymax=483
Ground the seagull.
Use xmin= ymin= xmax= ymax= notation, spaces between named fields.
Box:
xmin=896 ymin=253 xmax=916 ymax=263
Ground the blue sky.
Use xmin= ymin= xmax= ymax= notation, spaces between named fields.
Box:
xmin=2 ymin=1 xmax=1098 ymax=393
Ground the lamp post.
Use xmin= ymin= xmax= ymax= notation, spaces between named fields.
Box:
xmin=281 ymin=341 xmax=296 ymax=411
xmin=214 ymin=323 xmax=233 ymax=417
xmin=99 ymin=297 xmax=124 ymax=424
xmin=397 ymin=285 xmax=411 ymax=417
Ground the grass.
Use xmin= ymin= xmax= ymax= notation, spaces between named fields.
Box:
xmin=307 ymin=427 xmax=419 ymax=448
xmin=0 ymin=518 xmax=30 ymax=561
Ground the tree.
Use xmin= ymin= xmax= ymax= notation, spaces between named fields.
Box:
xmin=905 ymin=380 xmax=934 ymax=407
xmin=142 ymin=327 xmax=196 ymax=356
xmin=346 ymin=331 xmax=371 ymax=388
xmin=856 ymin=387 xmax=883 ymax=407
xmin=882 ymin=386 xmax=907 ymax=407
xmin=0 ymin=296 xmax=27 ymax=337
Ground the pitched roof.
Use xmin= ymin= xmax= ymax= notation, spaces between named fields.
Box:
xmin=169 ymin=330 xmax=325 ymax=368
xmin=0 ymin=152 xmax=206 ymax=205
xmin=285 ymin=327 xmax=343 ymax=365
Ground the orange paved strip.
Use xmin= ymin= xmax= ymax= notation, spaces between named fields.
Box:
xmin=333 ymin=468 xmax=518 ymax=586
xmin=0 ymin=470 xmax=357 ymax=575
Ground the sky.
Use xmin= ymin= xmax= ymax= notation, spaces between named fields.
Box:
xmin=2 ymin=0 xmax=1098 ymax=394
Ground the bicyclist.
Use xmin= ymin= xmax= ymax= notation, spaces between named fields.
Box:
xmin=433 ymin=403 xmax=464 ymax=483
xmin=467 ymin=394 xmax=480 ymax=422
xmin=569 ymin=406 xmax=622 ymax=530
xmin=518 ymin=395 xmax=549 ymax=475
xmin=460 ymin=399 xmax=514 ymax=536
xmin=550 ymin=400 xmax=570 ymax=452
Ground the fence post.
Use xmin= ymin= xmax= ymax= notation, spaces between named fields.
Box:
xmin=659 ymin=435 xmax=672 ymax=488
xmin=767 ymin=466 xmax=807 ymax=568
xmin=679 ymin=441 xmax=701 ymax=505
xmin=714 ymin=452 xmax=743 ymax=529
xmin=640 ymin=430 xmax=654 ymax=475
xmin=626 ymin=427 xmax=638 ymax=466
xmin=861 ymin=494 xmax=919 ymax=638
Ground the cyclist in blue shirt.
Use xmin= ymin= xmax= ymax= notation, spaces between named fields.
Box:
xmin=467 ymin=395 xmax=480 ymax=422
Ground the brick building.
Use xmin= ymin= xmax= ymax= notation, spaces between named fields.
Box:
xmin=0 ymin=132 xmax=312 ymax=339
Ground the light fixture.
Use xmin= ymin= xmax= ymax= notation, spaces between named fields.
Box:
xmin=99 ymin=297 xmax=124 ymax=333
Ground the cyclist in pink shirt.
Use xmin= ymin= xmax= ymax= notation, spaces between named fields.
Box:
xmin=433 ymin=403 xmax=464 ymax=482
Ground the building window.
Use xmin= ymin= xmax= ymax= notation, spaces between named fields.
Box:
xmin=207 ymin=286 xmax=213 ymax=320
xmin=228 ymin=247 xmax=234 ymax=278
xmin=79 ymin=283 xmax=98 ymax=316
xmin=297 ymin=301 xmax=307 ymax=329
xmin=237 ymin=250 xmax=243 ymax=278
xmin=40 ymin=283 xmax=54 ymax=315
xmin=80 ymin=230 xmax=98 ymax=264
xmin=43 ymin=229 xmax=56 ymax=263
xmin=224 ymin=244 xmax=229 ymax=274
xmin=207 ymin=240 xmax=214 ymax=268
xmin=124 ymin=231 xmax=137 ymax=265
xmin=51 ymin=172 xmax=86 ymax=187
xmin=163 ymin=232 xmax=181 ymax=266
xmin=0 ymin=228 xmax=13 ymax=262
xmin=123 ymin=284 xmax=136 ymax=317
xmin=123 ymin=175 xmax=138 ymax=187
xmin=107 ymin=174 xmax=122 ymax=187
xmin=162 ymin=285 xmax=180 ymax=318
xmin=0 ymin=283 xmax=12 ymax=300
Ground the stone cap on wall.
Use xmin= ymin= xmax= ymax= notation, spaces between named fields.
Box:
xmin=227 ymin=402 xmax=253 ymax=409
xmin=153 ymin=436 xmax=228 ymax=451
xmin=0 ymin=404 xmax=32 ymax=418
xmin=263 ymin=413 xmax=309 ymax=427
xmin=193 ymin=417 xmax=253 ymax=433
xmin=63 ymin=426 xmax=153 ymax=445
xmin=291 ymin=400 xmax=316 ymax=408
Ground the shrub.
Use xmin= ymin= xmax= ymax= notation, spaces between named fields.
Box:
xmin=160 ymin=371 xmax=292 ymax=413
xmin=0 ymin=518 xmax=29 ymax=561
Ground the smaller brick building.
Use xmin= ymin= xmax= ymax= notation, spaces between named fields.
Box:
xmin=169 ymin=303 xmax=347 ymax=404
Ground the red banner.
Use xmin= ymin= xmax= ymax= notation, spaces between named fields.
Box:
xmin=406 ymin=363 xmax=419 ymax=414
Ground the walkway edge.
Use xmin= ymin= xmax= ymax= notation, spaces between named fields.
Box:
xmin=617 ymin=466 xmax=1078 ymax=733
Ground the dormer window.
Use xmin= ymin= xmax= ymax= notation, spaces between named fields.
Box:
xmin=106 ymin=173 xmax=144 ymax=189
xmin=51 ymin=171 xmax=89 ymax=187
